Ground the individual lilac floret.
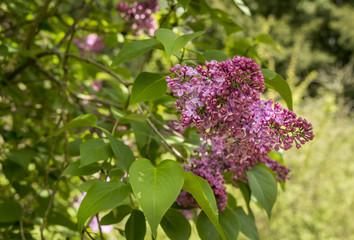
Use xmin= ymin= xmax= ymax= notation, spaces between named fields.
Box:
xmin=116 ymin=0 xmax=159 ymax=36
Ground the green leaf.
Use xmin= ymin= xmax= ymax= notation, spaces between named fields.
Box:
xmin=197 ymin=207 xmax=240 ymax=240
xmin=77 ymin=180 xmax=131 ymax=233
xmin=125 ymin=210 xmax=146 ymax=240
xmin=196 ymin=211 xmax=219 ymax=240
xmin=0 ymin=45 xmax=8 ymax=57
xmin=129 ymin=159 xmax=184 ymax=237
xmin=202 ymin=50 xmax=229 ymax=62
xmin=236 ymin=181 xmax=251 ymax=208
xmin=80 ymin=138 xmax=113 ymax=167
xmin=183 ymin=172 xmax=227 ymax=240
xmin=100 ymin=205 xmax=131 ymax=225
xmin=111 ymin=39 xmax=160 ymax=67
xmin=48 ymin=211 xmax=76 ymax=230
xmin=261 ymin=68 xmax=293 ymax=110
xmin=210 ymin=9 xmax=244 ymax=35
xmin=246 ymin=165 xmax=277 ymax=218
xmin=51 ymin=114 xmax=97 ymax=137
xmin=178 ymin=0 xmax=191 ymax=9
xmin=101 ymin=129 xmax=135 ymax=171
xmin=6 ymin=151 xmax=30 ymax=169
xmin=235 ymin=207 xmax=259 ymax=240
xmin=219 ymin=207 xmax=240 ymax=240
xmin=161 ymin=208 xmax=192 ymax=240
xmin=0 ymin=201 xmax=22 ymax=223
xmin=110 ymin=106 xmax=126 ymax=121
xmin=129 ymin=72 xmax=166 ymax=105
xmin=226 ymin=193 xmax=237 ymax=210
xmin=155 ymin=28 xmax=204 ymax=58
xmin=62 ymin=161 xmax=101 ymax=176
xmin=232 ymin=0 xmax=251 ymax=16
xmin=78 ymin=180 xmax=101 ymax=192
xmin=254 ymin=34 xmax=275 ymax=46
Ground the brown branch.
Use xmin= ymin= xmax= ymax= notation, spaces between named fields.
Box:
xmin=66 ymin=53 xmax=131 ymax=86
xmin=140 ymin=103 xmax=185 ymax=139
xmin=136 ymin=104 xmax=185 ymax=161
xmin=40 ymin=162 xmax=70 ymax=240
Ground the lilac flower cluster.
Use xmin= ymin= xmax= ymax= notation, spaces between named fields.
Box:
xmin=73 ymin=34 xmax=105 ymax=55
xmin=116 ymin=0 xmax=159 ymax=36
xmin=168 ymin=56 xmax=314 ymax=210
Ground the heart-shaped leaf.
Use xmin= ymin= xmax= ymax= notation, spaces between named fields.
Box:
xmin=183 ymin=172 xmax=227 ymax=240
xmin=129 ymin=159 xmax=184 ymax=237
xmin=155 ymin=28 xmax=204 ymax=58
xmin=77 ymin=180 xmax=131 ymax=233
xmin=111 ymin=39 xmax=160 ymax=66
xmin=246 ymin=165 xmax=277 ymax=218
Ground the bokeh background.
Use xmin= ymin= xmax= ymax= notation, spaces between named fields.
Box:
xmin=1 ymin=0 xmax=353 ymax=239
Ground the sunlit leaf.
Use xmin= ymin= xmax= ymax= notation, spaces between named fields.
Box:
xmin=111 ymin=39 xmax=160 ymax=66
xmin=77 ymin=180 xmax=131 ymax=232
xmin=155 ymin=28 xmax=204 ymax=58
xmin=51 ymin=114 xmax=97 ymax=137
xmin=129 ymin=159 xmax=184 ymax=237
xmin=183 ymin=172 xmax=227 ymax=240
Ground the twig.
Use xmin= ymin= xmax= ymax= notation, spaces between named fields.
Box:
xmin=22 ymin=0 xmax=52 ymax=50
xmin=136 ymin=104 xmax=185 ymax=161
xmin=20 ymin=211 xmax=26 ymax=240
xmin=84 ymin=228 xmax=96 ymax=240
xmin=66 ymin=53 xmax=131 ymax=86
xmin=96 ymin=214 xmax=105 ymax=240
xmin=40 ymin=162 xmax=70 ymax=240
xmin=140 ymin=103 xmax=185 ymax=139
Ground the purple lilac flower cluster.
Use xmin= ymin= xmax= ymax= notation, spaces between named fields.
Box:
xmin=167 ymin=56 xmax=314 ymax=211
xmin=73 ymin=33 xmax=105 ymax=55
xmin=116 ymin=0 xmax=159 ymax=36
